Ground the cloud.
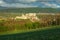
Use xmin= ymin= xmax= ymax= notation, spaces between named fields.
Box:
xmin=3 ymin=0 xmax=37 ymax=3
xmin=0 ymin=0 xmax=38 ymax=8
xmin=1 ymin=3 xmax=38 ymax=8
xmin=18 ymin=0 xmax=37 ymax=3
xmin=0 ymin=0 xmax=5 ymax=5
xmin=41 ymin=2 xmax=60 ymax=8
xmin=0 ymin=0 xmax=60 ymax=8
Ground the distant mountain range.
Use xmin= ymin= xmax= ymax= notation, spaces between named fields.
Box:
xmin=0 ymin=6 xmax=7 ymax=9
xmin=0 ymin=7 xmax=60 ymax=13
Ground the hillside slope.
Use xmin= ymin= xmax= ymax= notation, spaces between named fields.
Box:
xmin=0 ymin=8 xmax=60 ymax=13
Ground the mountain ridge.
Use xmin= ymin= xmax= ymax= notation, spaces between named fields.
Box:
xmin=0 ymin=7 xmax=60 ymax=13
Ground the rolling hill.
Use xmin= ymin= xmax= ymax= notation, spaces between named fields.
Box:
xmin=0 ymin=7 xmax=60 ymax=13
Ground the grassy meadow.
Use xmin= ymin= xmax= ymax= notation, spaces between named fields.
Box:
xmin=0 ymin=25 xmax=60 ymax=40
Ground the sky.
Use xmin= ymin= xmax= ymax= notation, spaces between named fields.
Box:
xmin=0 ymin=0 xmax=60 ymax=8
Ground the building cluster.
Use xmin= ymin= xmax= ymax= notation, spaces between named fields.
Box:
xmin=15 ymin=13 xmax=39 ymax=22
xmin=1 ymin=13 xmax=59 ymax=22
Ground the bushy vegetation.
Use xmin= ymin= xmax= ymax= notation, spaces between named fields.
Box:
xmin=0 ymin=14 xmax=60 ymax=33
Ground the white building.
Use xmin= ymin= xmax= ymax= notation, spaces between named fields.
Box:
xmin=15 ymin=13 xmax=39 ymax=22
xmin=15 ymin=14 xmax=27 ymax=19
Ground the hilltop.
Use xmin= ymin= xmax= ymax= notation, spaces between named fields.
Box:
xmin=0 ymin=7 xmax=60 ymax=13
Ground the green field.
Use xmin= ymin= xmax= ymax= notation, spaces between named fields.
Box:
xmin=0 ymin=24 xmax=60 ymax=35
xmin=0 ymin=25 xmax=60 ymax=40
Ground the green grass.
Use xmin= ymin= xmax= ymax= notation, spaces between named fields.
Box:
xmin=0 ymin=25 xmax=60 ymax=40
xmin=0 ymin=25 xmax=60 ymax=35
